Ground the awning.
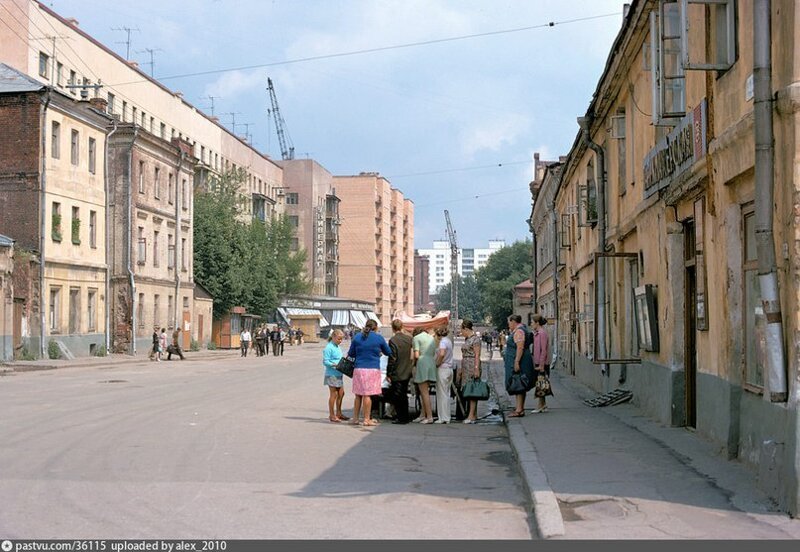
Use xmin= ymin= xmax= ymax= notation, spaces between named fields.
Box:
xmin=280 ymin=307 xmax=330 ymax=327
xmin=364 ymin=311 xmax=381 ymax=326
xmin=349 ymin=310 xmax=368 ymax=329
xmin=330 ymin=310 xmax=349 ymax=326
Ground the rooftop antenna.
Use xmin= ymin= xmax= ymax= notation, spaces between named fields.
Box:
xmin=135 ymin=47 xmax=162 ymax=77
xmin=111 ymin=26 xmax=140 ymax=60
xmin=202 ymin=95 xmax=220 ymax=116
xmin=240 ymin=122 xmax=254 ymax=144
xmin=225 ymin=111 xmax=242 ymax=135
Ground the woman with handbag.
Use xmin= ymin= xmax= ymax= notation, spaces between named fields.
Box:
xmin=347 ymin=319 xmax=391 ymax=426
xmin=323 ymin=329 xmax=349 ymax=423
xmin=459 ymin=319 xmax=484 ymax=424
xmin=504 ymin=314 xmax=535 ymax=417
xmin=531 ymin=314 xmax=553 ymax=413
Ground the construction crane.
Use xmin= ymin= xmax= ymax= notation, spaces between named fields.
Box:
xmin=444 ymin=210 xmax=459 ymax=337
xmin=266 ymin=77 xmax=295 ymax=160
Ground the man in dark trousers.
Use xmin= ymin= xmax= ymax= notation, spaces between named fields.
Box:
xmin=270 ymin=326 xmax=282 ymax=356
xmin=386 ymin=319 xmax=414 ymax=424
xmin=168 ymin=328 xmax=185 ymax=360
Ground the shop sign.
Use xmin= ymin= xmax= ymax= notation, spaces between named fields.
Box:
xmin=643 ymin=99 xmax=707 ymax=198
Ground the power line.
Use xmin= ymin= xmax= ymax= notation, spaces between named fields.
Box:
xmin=107 ymin=12 xmax=621 ymax=87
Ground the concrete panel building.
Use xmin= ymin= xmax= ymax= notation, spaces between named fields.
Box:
xmin=334 ymin=173 xmax=413 ymax=325
xmin=413 ymin=250 xmax=430 ymax=314
xmin=417 ymin=239 xmax=506 ymax=296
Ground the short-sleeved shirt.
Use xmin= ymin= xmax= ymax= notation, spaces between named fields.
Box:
xmin=437 ymin=336 xmax=454 ymax=370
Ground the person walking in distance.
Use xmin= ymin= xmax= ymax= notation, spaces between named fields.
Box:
xmin=149 ymin=326 xmax=160 ymax=361
xmin=459 ymin=319 xmax=482 ymax=424
xmin=504 ymin=314 xmax=534 ymax=417
xmin=240 ymin=327 xmax=252 ymax=357
xmin=159 ymin=328 xmax=168 ymax=361
xmin=386 ymin=319 xmax=414 ymax=424
xmin=434 ymin=326 xmax=454 ymax=423
xmin=270 ymin=326 xmax=281 ymax=356
xmin=347 ymin=319 xmax=391 ymax=426
xmin=168 ymin=328 xmax=185 ymax=360
xmin=531 ymin=314 xmax=551 ymax=413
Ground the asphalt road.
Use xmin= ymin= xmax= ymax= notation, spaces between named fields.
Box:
xmin=0 ymin=342 xmax=533 ymax=539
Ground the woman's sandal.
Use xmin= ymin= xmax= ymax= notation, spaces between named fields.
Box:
xmin=507 ymin=411 xmax=525 ymax=418
xmin=329 ymin=416 xmax=341 ymax=423
xmin=362 ymin=419 xmax=379 ymax=426
xmin=337 ymin=414 xmax=350 ymax=421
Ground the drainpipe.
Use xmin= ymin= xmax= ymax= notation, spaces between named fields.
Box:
xmin=529 ymin=217 xmax=538 ymax=313
xmin=551 ymin=197 xmax=559 ymax=369
xmin=578 ymin=115 xmax=609 ymax=377
xmin=753 ymin=0 xmax=787 ymax=402
xmin=126 ymin=127 xmax=139 ymax=355
xmin=104 ymin=118 xmax=118 ymax=354
xmin=174 ymin=149 xmax=185 ymax=333
xmin=38 ymin=89 xmax=52 ymax=358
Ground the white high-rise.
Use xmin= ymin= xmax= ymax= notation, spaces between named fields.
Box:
xmin=416 ymin=240 xmax=506 ymax=295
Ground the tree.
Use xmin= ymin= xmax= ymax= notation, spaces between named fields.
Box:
xmin=193 ymin=169 xmax=311 ymax=320
xmin=434 ymin=274 xmax=485 ymax=323
xmin=475 ymin=240 xmax=532 ymax=329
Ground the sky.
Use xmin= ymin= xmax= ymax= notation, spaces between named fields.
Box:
xmin=48 ymin=0 xmax=626 ymax=249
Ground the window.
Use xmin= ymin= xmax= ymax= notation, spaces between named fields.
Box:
xmin=138 ymin=161 xmax=145 ymax=193
xmin=168 ymin=234 xmax=175 ymax=268
xmin=68 ymin=70 xmax=76 ymax=94
xmin=578 ymin=160 xmax=598 ymax=227
xmin=89 ymin=210 xmax=97 ymax=248
xmin=286 ymin=192 xmax=299 ymax=205
xmin=153 ymin=294 xmax=160 ymax=329
xmin=167 ymin=295 xmax=173 ymax=326
xmin=107 ymin=93 xmax=115 ymax=113
xmin=160 ymin=122 xmax=166 ymax=139
xmin=56 ymin=62 xmax=63 ymax=86
xmin=679 ymin=0 xmax=736 ymax=71
xmin=154 ymin=167 xmax=160 ymax=198
xmin=181 ymin=238 xmax=187 ymax=271
xmin=182 ymin=179 xmax=188 ymax=210
xmin=51 ymin=121 xmax=60 ymax=159
xmin=87 ymin=289 xmax=97 ymax=332
xmin=743 ymin=209 xmax=763 ymax=390
xmin=68 ymin=288 xmax=80 ymax=334
xmin=183 ymin=296 xmax=189 ymax=310
xmin=141 ymin=111 xmax=146 ymax=127
xmin=39 ymin=52 xmax=49 ymax=78
xmin=288 ymin=215 xmax=299 ymax=228
xmin=88 ymin=137 xmax=96 ymax=174
xmin=70 ymin=129 xmax=79 ymax=166
xmin=137 ymin=227 xmax=146 ymax=265
xmin=150 ymin=117 xmax=155 ymax=133
xmin=49 ymin=287 xmax=61 ymax=332
xmin=153 ymin=230 xmax=160 ymax=267
xmin=650 ymin=1 xmax=686 ymax=124
xmin=138 ymin=293 xmax=145 ymax=328
xmin=613 ymin=110 xmax=627 ymax=195
xmin=200 ymin=146 xmax=205 ymax=163
xmin=290 ymin=237 xmax=299 ymax=252
xmin=560 ymin=214 xmax=572 ymax=250
xmin=168 ymin=173 xmax=174 ymax=204
xmin=71 ymin=206 xmax=80 ymax=245
xmin=122 ymin=101 xmax=127 ymax=121
xmin=132 ymin=107 xmax=137 ymax=123
xmin=51 ymin=202 xmax=62 ymax=242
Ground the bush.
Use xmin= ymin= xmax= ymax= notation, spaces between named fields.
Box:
xmin=190 ymin=338 xmax=200 ymax=352
xmin=47 ymin=339 xmax=61 ymax=360
xmin=206 ymin=340 xmax=217 ymax=350
xmin=19 ymin=345 xmax=37 ymax=361
xmin=93 ymin=345 xmax=108 ymax=357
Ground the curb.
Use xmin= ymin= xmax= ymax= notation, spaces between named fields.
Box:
xmin=1 ymin=350 xmax=241 ymax=373
xmin=506 ymin=420 xmax=566 ymax=539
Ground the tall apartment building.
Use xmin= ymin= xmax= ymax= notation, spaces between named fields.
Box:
xmin=413 ymin=250 xmax=430 ymax=314
xmin=334 ymin=173 xmax=414 ymax=325
xmin=417 ymin=239 xmax=505 ymax=295
xmin=0 ymin=0 xmax=284 ymax=221
xmin=0 ymin=64 xmax=111 ymax=357
xmin=278 ymin=159 xmax=340 ymax=296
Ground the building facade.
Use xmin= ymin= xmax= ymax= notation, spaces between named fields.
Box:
xmin=417 ymin=239 xmax=506 ymax=295
xmin=413 ymin=250 xmax=430 ymax=314
xmin=0 ymin=234 xmax=12 ymax=360
xmin=535 ymin=0 xmax=800 ymax=514
xmin=0 ymin=64 xmax=111 ymax=357
xmin=278 ymin=159 xmax=340 ymax=296
xmin=334 ymin=173 xmax=414 ymax=324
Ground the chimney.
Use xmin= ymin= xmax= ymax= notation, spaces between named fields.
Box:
xmin=209 ymin=116 xmax=219 ymax=123
xmin=623 ymin=3 xmax=631 ymax=20
xmin=128 ymin=60 xmax=139 ymax=69
xmin=174 ymin=91 xmax=183 ymax=99
xmin=66 ymin=17 xmax=79 ymax=27
xmin=89 ymin=97 xmax=108 ymax=112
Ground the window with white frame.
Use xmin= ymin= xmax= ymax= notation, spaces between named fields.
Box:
xmin=650 ymin=0 xmax=686 ymax=124
xmin=679 ymin=0 xmax=736 ymax=71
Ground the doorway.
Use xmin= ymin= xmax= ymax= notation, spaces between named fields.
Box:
xmin=684 ymin=220 xmax=697 ymax=429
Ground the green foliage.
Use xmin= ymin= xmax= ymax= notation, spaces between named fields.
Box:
xmin=93 ymin=345 xmax=107 ymax=357
xmin=71 ymin=218 xmax=81 ymax=244
xmin=190 ymin=338 xmax=200 ymax=352
xmin=193 ymin=169 xmax=310 ymax=321
xmin=47 ymin=339 xmax=61 ymax=360
xmin=51 ymin=213 xmax=62 ymax=242
xmin=207 ymin=340 xmax=217 ymax=350
xmin=434 ymin=274 xmax=485 ymax=323
xmin=18 ymin=344 xmax=37 ymax=360
xmin=475 ymin=240 xmax=533 ymax=329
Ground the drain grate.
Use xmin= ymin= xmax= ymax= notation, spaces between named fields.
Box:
xmin=583 ymin=388 xmax=632 ymax=407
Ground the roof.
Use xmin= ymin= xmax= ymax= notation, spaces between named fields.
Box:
xmin=0 ymin=64 xmax=45 ymax=94
xmin=0 ymin=234 xmax=14 ymax=247
xmin=514 ymin=279 xmax=534 ymax=290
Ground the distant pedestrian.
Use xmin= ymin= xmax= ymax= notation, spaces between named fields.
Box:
xmin=270 ymin=326 xmax=281 ymax=356
xmin=412 ymin=326 xmax=437 ymax=424
xmin=149 ymin=326 xmax=160 ymax=361
xmin=255 ymin=326 xmax=266 ymax=356
xmin=434 ymin=326 xmax=454 ymax=424
xmin=458 ymin=319 xmax=482 ymax=424
xmin=504 ymin=314 xmax=534 ymax=417
xmin=159 ymin=328 xmax=168 ymax=360
xmin=240 ymin=328 xmax=252 ymax=357
xmin=323 ymin=329 xmax=348 ymax=423
xmin=498 ymin=330 xmax=507 ymax=355
xmin=279 ymin=327 xmax=286 ymax=355
xmin=531 ymin=314 xmax=552 ymax=414
xmin=347 ymin=319 xmax=391 ymax=426
xmin=386 ymin=319 xmax=413 ymax=424
xmin=168 ymin=328 xmax=185 ymax=360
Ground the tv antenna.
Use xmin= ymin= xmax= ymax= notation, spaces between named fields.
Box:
xmin=111 ymin=26 xmax=140 ymax=60
xmin=135 ymin=47 xmax=162 ymax=77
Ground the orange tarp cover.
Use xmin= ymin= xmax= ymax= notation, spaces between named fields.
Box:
xmin=392 ymin=310 xmax=450 ymax=331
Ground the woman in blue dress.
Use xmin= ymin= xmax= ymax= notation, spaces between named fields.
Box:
xmin=323 ymin=329 xmax=349 ymax=423
xmin=504 ymin=314 xmax=535 ymax=417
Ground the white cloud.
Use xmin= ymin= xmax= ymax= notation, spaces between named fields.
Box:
xmin=459 ymin=115 xmax=531 ymax=157
xmin=203 ymin=69 xmax=264 ymax=99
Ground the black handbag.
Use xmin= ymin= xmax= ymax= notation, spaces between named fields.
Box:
xmin=506 ymin=372 xmax=530 ymax=395
xmin=462 ymin=379 xmax=490 ymax=401
xmin=336 ymin=356 xmax=355 ymax=378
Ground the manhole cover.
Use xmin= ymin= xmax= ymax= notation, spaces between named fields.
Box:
xmin=98 ymin=379 xmax=129 ymax=384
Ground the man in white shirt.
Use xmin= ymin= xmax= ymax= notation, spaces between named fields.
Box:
xmin=240 ymin=328 xmax=252 ymax=357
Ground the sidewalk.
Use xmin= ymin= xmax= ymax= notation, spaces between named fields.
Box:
xmin=486 ymin=360 xmax=800 ymax=540
xmin=0 ymin=347 xmax=241 ymax=373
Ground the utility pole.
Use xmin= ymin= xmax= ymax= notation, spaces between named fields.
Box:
xmin=111 ymin=26 xmax=140 ymax=60
xmin=135 ymin=47 xmax=162 ymax=77
xmin=444 ymin=210 xmax=459 ymax=338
